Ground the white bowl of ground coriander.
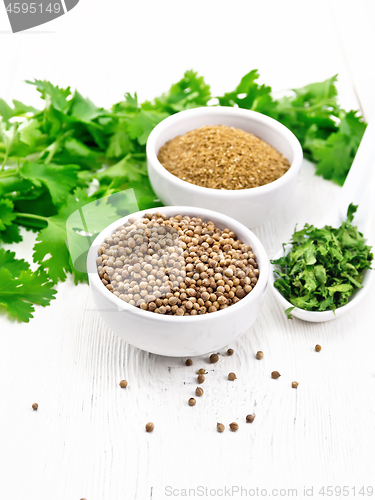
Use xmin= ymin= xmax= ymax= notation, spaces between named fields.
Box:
xmin=146 ymin=107 xmax=303 ymax=227
xmin=87 ymin=206 xmax=269 ymax=357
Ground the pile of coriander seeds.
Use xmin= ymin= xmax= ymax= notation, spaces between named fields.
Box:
xmin=96 ymin=212 xmax=259 ymax=316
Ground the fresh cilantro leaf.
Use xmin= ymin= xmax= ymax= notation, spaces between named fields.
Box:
xmin=218 ymin=69 xmax=276 ymax=116
xmin=20 ymin=162 xmax=81 ymax=206
xmin=285 ymin=306 xmax=295 ymax=319
xmin=0 ymin=267 xmax=56 ymax=322
xmin=96 ymin=155 xmax=147 ymax=184
xmin=26 ymin=80 xmax=71 ymax=112
xmin=151 ymin=70 xmax=211 ymax=112
xmin=126 ymin=110 xmax=169 ymax=145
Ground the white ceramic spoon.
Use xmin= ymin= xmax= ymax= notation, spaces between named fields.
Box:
xmin=270 ymin=119 xmax=375 ymax=322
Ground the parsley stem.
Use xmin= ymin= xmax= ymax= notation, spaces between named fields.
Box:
xmin=14 ymin=212 xmax=48 ymax=222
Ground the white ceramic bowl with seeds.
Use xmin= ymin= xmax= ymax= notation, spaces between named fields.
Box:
xmin=146 ymin=107 xmax=303 ymax=228
xmin=87 ymin=206 xmax=269 ymax=357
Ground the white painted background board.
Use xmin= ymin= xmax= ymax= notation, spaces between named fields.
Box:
xmin=0 ymin=1 xmax=375 ymax=499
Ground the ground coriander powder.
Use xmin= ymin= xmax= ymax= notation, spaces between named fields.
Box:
xmin=157 ymin=125 xmax=290 ymax=190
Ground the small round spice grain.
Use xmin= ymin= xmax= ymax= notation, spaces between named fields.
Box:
xmin=188 ymin=398 xmax=196 ymax=406
xmin=32 ymin=403 xmax=38 ymax=411
xmin=292 ymin=381 xmax=299 ymax=389
xmin=228 ymin=372 xmax=237 ymax=381
xmin=145 ymin=422 xmax=154 ymax=432
xmin=197 ymin=368 xmax=206 ymax=375
xmin=197 ymin=374 xmax=205 ymax=384
xmin=195 ymin=387 xmax=204 ymax=397
xmin=315 ymin=344 xmax=322 ymax=352
xmin=119 ymin=380 xmax=128 ymax=388
xmin=227 ymin=348 xmax=234 ymax=356
xmin=271 ymin=371 xmax=281 ymax=379
xmin=246 ymin=414 xmax=255 ymax=423
xmin=210 ymin=353 xmax=219 ymax=364
xmin=256 ymin=351 xmax=264 ymax=360
xmin=229 ymin=422 xmax=239 ymax=432
xmin=217 ymin=423 xmax=225 ymax=433
xmin=185 ymin=358 xmax=193 ymax=366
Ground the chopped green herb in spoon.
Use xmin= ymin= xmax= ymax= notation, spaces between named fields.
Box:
xmin=271 ymin=205 xmax=373 ymax=312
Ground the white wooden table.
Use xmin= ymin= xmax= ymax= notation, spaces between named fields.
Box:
xmin=1 ymin=1 xmax=375 ymax=499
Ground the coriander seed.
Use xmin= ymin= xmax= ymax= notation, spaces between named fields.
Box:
xmin=197 ymin=368 xmax=206 ymax=375
xmin=31 ymin=403 xmax=38 ymax=411
xmin=185 ymin=359 xmax=193 ymax=366
xmin=256 ymin=351 xmax=264 ymax=360
xmin=188 ymin=398 xmax=196 ymax=406
xmin=246 ymin=414 xmax=255 ymax=423
xmin=271 ymin=371 xmax=281 ymax=379
xmin=229 ymin=422 xmax=239 ymax=432
xmin=195 ymin=387 xmax=204 ymax=397
xmin=210 ymin=353 xmax=219 ymax=364
xmin=145 ymin=422 xmax=154 ymax=432
xmin=315 ymin=344 xmax=322 ymax=352
xmin=197 ymin=374 xmax=205 ymax=384
xmin=227 ymin=348 xmax=234 ymax=356
xmin=119 ymin=380 xmax=128 ymax=388
xmin=217 ymin=423 xmax=225 ymax=433
xmin=228 ymin=372 xmax=237 ymax=381
xmin=292 ymin=381 xmax=299 ymax=389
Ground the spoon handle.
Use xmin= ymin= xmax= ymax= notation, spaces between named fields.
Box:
xmin=327 ymin=119 xmax=375 ymax=232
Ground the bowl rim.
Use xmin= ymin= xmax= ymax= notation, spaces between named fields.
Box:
xmin=146 ymin=106 xmax=303 ymax=198
xmin=87 ymin=205 xmax=269 ymax=323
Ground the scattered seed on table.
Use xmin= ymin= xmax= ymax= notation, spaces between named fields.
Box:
xmin=315 ymin=344 xmax=322 ymax=352
xmin=292 ymin=381 xmax=299 ymax=389
xmin=229 ymin=422 xmax=239 ymax=432
xmin=210 ymin=353 xmax=219 ymax=364
xmin=228 ymin=372 xmax=237 ymax=381
xmin=31 ymin=403 xmax=38 ymax=411
xmin=246 ymin=414 xmax=255 ymax=423
xmin=227 ymin=348 xmax=234 ymax=356
xmin=217 ymin=423 xmax=225 ymax=433
xmin=188 ymin=398 xmax=196 ymax=406
xmin=271 ymin=371 xmax=281 ymax=379
xmin=145 ymin=422 xmax=154 ymax=432
xmin=197 ymin=368 xmax=206 ymax=375
xmin=185 ymin=358 xmax=193 ymax=366
xmin=195 ymin=387 xmax=204 ymax=397
xmin=119 ymin=380 xmax=128 ymax=388
xmin=197 ymin=374 xmax=205 ymax=384
xmin=256 ymin=351 xmax=264 ymax=360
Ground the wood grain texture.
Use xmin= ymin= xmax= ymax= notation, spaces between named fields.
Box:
xmin=1 ymin=1 xmax=375 ymax=499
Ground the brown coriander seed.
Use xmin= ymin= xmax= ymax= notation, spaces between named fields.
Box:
xmin=246 ymin=414 xmax=255 ymax=423
xmin=217 ymin=423 xmax=225 ymax=433
xmin=119 ymin=380 xmax=128 ymax=388
xmin=31 ymin=403 xmax=38 ymax=411
xmin=292 ymin=381 xmax=299 ymax=389
xmin=185 ymin=358 xmax=193 ymax=366
xmin=145 ymin=422 xmax=154 ymax=432
xmin=195 ymin=387 xmax=204 ymax=397
xmin=315 ymin=344 xmax=322 ymax=352
xmin=197 ymin=368 xmax=206 ymax=375
xmin=229 ymin=422 xmax=239 ymax=432
xmin=256 ymin=351 xmax=264 ymax=360
xmin=210 ymin=353 xmax=219 ymax=364
xmin=228 ymin=372 xmax=237 ymax=381
xmin=197 ymin=374 xmax=205 ymax=384
xmin=271 ymin=371 xmax=281 ymax=379
xmin=188 ymin=398 xmax=196 ymax=406
xmin=227 ymin=348 xmax=234 ymax=356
